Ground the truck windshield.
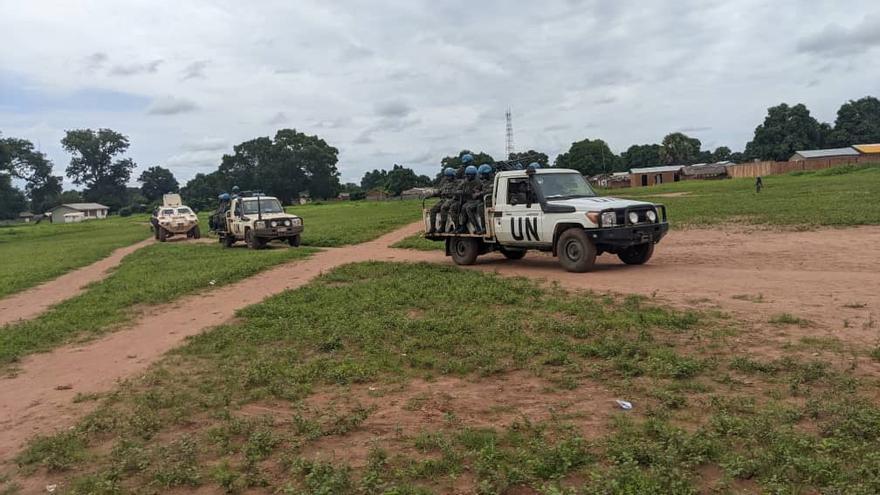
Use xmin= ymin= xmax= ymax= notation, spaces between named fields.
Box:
xmin=177 ymin=207 xmax=192 ymax=215
xmin=536 ymin=173 xmax=597 ymax=200
xmin=242 ymin=198 xmax=284 ymax=214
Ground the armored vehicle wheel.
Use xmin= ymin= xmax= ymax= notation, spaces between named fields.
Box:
xmin=449 ymin=237 xmax=479 ymax=265
xmin=288 ymin=235 xmax=301 ymax=247
xmin=158 ymin=227 xmax=168 ymax=242
xmin=618 ymin=243 xmax=654 ymax=265
xmin=557 ymin=229 xmax=596 ymax=273
xmin=153 ymin=227 xmax=159 ymax=240
xmin=191 ymin=226 xmax=201 ymax=239
xmin=499 ymin=247 xmax=526 ymax=260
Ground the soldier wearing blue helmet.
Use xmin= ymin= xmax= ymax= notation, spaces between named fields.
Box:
xmin=428 ymin=167 xmax=458 ymax=234
xmin=452 ymin=165 xmax=479 ymax=233
xmin=465 ymin=164 xmax=495 ymax=234
xmin=527 ymin=162 xmax=541 ymax=170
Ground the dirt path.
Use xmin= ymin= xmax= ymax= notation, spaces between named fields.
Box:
xmin=2 ymin=223 xmax=878 ymax=462
xmin=0 ymin=239 xmax=154 ymax=327
xmin=0 ymin=223 xmax=423 ymax=461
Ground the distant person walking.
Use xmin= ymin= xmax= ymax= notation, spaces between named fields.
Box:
xmin=755 ymin=176 xmax=763 ymax=193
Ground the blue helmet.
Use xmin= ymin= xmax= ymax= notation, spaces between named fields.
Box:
xmin=443 ymin=167 xmax=455 ymax=177
xmin=527 ymin=162 xmax=541 ymax=170
xmin=465 ymin=165 xmax=478 ymax=176
xmin=513 ymin=162 xmax=523 ymax=170
xmin=218 ymin=192 xmax=230 ymax=201
xmin=461 ymin=153 xmax=474 ymax=164
xmin=478 ymin=164 xmax=493 ymax=176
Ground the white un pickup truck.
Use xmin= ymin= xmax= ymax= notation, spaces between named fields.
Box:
xmin=423 ymin=167 xmax=668 ymax=272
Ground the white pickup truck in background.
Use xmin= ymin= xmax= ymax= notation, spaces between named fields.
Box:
xmin=423 ymin=168 xmax=668 ymax=272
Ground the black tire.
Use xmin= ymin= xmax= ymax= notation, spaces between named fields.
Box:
xmin=499 ymin=247 xmax=526 ymax=260
xmin=245 ymin=229 xmax=261 ymax=249
xmin=191 ymin=226 xmax=201 ymax=239
xmin=449 ymin=237 xmax=480 ymax=265
xmin=153 ymin=226 xmax=159 ymax=240
xmin=223 ymin=234 xmax=235 ymax=248
xmin=557 ymin=229 xmax=597 ymax=273
xmin=158 ymin=227 xmax=167 ymax=242
xmin=618 ymin=243 xmax=654 ymax=265
xmin=288 ymin=235 xmax=301 ymax=247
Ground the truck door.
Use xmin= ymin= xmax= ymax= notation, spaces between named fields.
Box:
xmin=493 ymin=177 xmax=546 ymax=246
xmin=227 ymin=199 xmax=242 ymax=235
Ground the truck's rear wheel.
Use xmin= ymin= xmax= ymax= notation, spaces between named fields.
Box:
xmin=158 ymin=227 xmax=167 ymax=242
xmin=288 ymin=235 xmax=301 ymax=247
xmin=449 ymin=237 xmax=479 ymax=265
xmin=618 ymin=243 xmax=654 ymax=265
xmin=557 ymin=229 xmax=596 ymax=272
xmin=223 ymin=234 xmax=235 ymax=248
xmin=499 ymin=247 xmax=526 ymax=260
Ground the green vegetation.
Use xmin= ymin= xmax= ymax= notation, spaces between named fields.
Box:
xmin=391 ymin=233 xmax=440 ymax=251
xmin=0 ymin=242 xmax=315 ymax=365
xmin=616 ymin=162 xmax=880 ymax=228
xmin=0 ymin=216 xmax=149 ymax=298
xmin=769 ymin=313 xmax=813 ymax=327
xmin=288 ymin=200 xmax=422 ymax=246
xmin=17 ymin=262 xmax=880 ymax=493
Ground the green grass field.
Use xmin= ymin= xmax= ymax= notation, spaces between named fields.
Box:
xmin=287 ymin=200 xmax=422 ymax=246
xmin=14 ymin=262 xmax=880 ymax=494
xmin=615 ymin=163 xmax=880 ymax=228
xmin=0 ymin=216 xmax=150 ymax=298
xmin=0 ymin=243 xmax=315 ymax=366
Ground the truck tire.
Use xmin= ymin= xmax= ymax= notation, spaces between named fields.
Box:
xmin=158 ymin=227 xmax=167 ymax=242
xmin=449 ymin=237 xmax=480 ymax=265
xmin=191 ymin=226 xmax=201 ymax=239
xmin=245 ymin=229 xmax=262 ymax=249
xmin=557 ymin=229 xmax=596 ymax=272
xmin=499 ymin=247 xmax=526 ymax=260
xmin=223 ymin=234 xmax=235 ymax=248
xmin=618 ymin=243 xmax=654 ymax=265
xmin=288 ymin=235 xmax=301 ymax=247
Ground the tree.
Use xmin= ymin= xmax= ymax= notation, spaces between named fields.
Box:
xmin=138 ymin=166 xmax=179 ymax=202
xmin=659 ymin=133 xmax=701 ymax=165
xmin=554 ymin=138 xmax=620 ymax=176
xmin=61 ymin=128 xmax=137 ymax=211
xmin=508 ymin=150 xmax=549 ymax=167
xmin=1 ymin=135 xmax=62 ymax=212
xmin=744 ymin=103 xmax=829 ymax=161
xmin=710 ymin=146 xmax=732 ymax=162
xmin=621 ymin=144 xmax=661 ymax=168
xmin=181 ymin=171 xmax=226 ymax=212
xmin=59 ymin=190 xmax=84 ymax=204
xmin=828 ymin=96 xmax=880 ymax=147
xmin=360 ymin=169 xmax=388 ymax=190
xmin=0 ymin=174 xmax=27 ymax=220
xmin=385 ymin=164 xmax=431 ymax=196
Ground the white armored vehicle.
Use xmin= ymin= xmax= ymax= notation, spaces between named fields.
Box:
xmin=151 ymin=193 xmax=200 ymax=242
xmin=424 ymin=168 xmax=668 ymax=272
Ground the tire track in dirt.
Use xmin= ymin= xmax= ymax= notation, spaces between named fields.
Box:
xmin=0 ymin=223 xmax=424 ymax=461
xmin=0 ymin=238 xmax=154 ymax=327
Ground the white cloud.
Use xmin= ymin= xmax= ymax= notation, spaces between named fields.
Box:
xmin=147 ymin=96 xmax=198 ymax=115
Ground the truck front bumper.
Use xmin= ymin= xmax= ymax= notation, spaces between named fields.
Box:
xmin=255 ymin=225 xmax=304 ymax=238
xmin=586 ymin=222 xmax=669 ymax=249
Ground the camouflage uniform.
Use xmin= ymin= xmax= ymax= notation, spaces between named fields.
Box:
xmin=429 ymin=177 xmax=456 ymax=233
xmin=448 ymin=177 xmax=468 ymax=232
xmin=465 ymin=174 xmax=493 ymax=234
xmin=454 ymin=176 xmax=481 ymax=233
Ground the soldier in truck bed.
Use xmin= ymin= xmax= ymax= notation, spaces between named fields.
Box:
xmin=465 ymin=164 xmax=494 ymax=235
xmin=454 ymin=165 xmax=480 ymax=233
xmin=427 ymin=167 xmax=457 ymax=234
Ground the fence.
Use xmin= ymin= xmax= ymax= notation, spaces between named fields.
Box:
xmin=726 ymin=155 xmax=880 ymax=178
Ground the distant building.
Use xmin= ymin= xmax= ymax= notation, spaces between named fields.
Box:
xmin=47 ymin=203 xmax=109 ymax=223
xmin=18 ymin=212 xmax=34 ymax=223
xmin=400 ymin=187 xmax=436 ymax=200
xmin=337 ymin=192 xmax=351 ymax=201
xmin=681 ymin=162 xmax=729 ymax=180
xmin=853 ymin=144 xmax=880 ymax=156
xmin=365 ymin=189 xmax=389 ymax=201
xmin=789 ymin=147 xmax=859 ymax=161
xmin=591 ymin=172 xmax=631 ymax=189
xmin=629 ymin=165 xmax=683 ymax=187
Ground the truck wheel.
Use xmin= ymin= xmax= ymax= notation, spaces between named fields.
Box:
xmin=618 ymin=243 xmax=654 ymax=265
xmin=158 ymin=227 xmax=167 ymax=242
xmin=223 ymin=234 xmax=235 ymax=248
xmin=450 ymin=237 xmax=480 ymax=265
xmin=557 ymin=229 xmax=596 ymax=272
xmin=288 ymin=235 xmax=301 ymax=247
xmin=245 ymin=229 xmax=260 ymax=249
xmin=191 ymin=226 xmax=201 ymax=239
xmin=499 ymin=247 xmax=526 ymax=260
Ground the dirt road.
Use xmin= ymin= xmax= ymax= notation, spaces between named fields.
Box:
xmin=2 ymin=223 xmax=878 ymax=461
xmin=0 ymin=239 xmax=153 ymax=327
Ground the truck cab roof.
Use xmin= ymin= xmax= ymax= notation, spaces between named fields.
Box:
xmin=495 ymin=168 xmax=580 ymax=179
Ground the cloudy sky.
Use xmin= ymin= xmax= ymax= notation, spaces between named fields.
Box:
xmin=2 ymin=0 xmax=879 ymax=188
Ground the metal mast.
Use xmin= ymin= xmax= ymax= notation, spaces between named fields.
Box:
xmin=505 ymin=107 xmax=515 ymax=158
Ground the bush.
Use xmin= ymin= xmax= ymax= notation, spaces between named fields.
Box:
xmin=118 ymin=207 xmax=133 ymax=217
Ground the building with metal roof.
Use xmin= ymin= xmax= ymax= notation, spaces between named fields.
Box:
xmin=789 ymin=147 xmax=859 ymax=161
xmin=629 ymin=165 xmax=683 ymax=187
xmin=853 ymin=144 xmax=880 ymax=155
xmin=682 ymin=162 xmax=729 ymax=180
xmin=47 ymin=203 xmax=109 ymax=223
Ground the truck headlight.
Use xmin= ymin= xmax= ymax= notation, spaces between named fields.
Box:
xmin=646 ymin=210 xmax=657 ymax=222
xmin=601 ymin=211 xmax=616 ymax=227
xmin=628 ymin=211 xmax=639 ymax=224
xmin=284 ymin=219 xmax=291 ymax=226
xmin=292 ymin=218 xmax=302 ymax=226
xmin=270 ymin=220 xmax=278 ymax=227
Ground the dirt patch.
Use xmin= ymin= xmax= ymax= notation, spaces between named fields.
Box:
xmin=0 ymin=238 xmax=153 ymax=327
xmin=241 ymin=371 xmax=619 ymax=468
